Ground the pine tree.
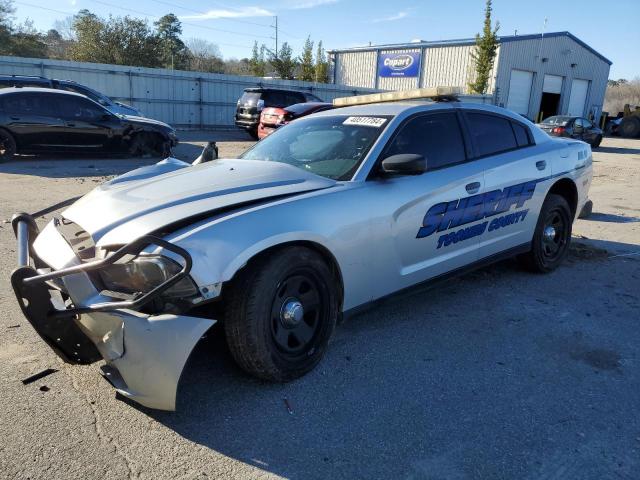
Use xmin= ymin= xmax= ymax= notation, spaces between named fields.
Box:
xmin=249 ymin=41 xmax=266 ymax=77
xmin=269 ymin=42 xmax=296 ymax=79
xmin=468 ymin=0 xmax=499 ymax=94
xmin=299 ymin=36 xmax=314 ymax=81
xmin=314 ymin=40 xmax=329 ymax=83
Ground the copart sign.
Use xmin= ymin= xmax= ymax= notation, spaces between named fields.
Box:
xmin=377 ymin=52 xmax=421 ymax=78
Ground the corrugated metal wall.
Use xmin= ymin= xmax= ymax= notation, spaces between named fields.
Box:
xmin=421 ymin=44 xmax=499 ymax=93
xmin=332 ymin=43 xmax=500 ymax=93
xmin=494 ymin=35 xmax=610 ymax=121
xmin=0 ymin=56 xmax=378 ymax=128
xmin=333 ymin=51 xmax=377 ymax=89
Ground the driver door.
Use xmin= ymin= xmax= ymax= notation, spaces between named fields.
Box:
xmin=56 ymin=95 xmax=114 ymax=150
xmin=363 ymin=111 xmax=486 ymax=300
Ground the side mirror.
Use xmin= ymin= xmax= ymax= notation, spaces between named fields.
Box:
xmin=381 ymin=154 xmax=426 ymax=175
xmin=192 ymin=141 xmax=219 ymax=165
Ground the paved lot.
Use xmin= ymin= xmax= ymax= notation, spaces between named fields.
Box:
xmin=0 ymin=134 xmax=638 ymax=480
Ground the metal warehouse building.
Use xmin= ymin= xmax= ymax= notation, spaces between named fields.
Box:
xmin=329 ymin=31 xmax=611 ymax=122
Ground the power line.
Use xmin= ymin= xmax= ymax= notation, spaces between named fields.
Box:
xmin=14 ymin=1 xmax=76 ymax=17
xmin=148 ymin=0 xmax=272 ymax=29
xmin=90 ymin=0 xmax=272 ymax=40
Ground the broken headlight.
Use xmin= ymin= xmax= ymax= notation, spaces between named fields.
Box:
xmin=98 ymin=256 xmax=198 ymax=299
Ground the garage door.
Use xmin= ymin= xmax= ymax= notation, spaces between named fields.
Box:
xmin=543 ymin=74 xmax=563 ymax=94
xmin=567 ymin=79 xmax=589 ymax=117
xmin=506 ymin=70 xmax=533 ymax=115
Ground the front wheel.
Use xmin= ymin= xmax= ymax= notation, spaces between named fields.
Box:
xmin=224 ymin=247 xmax=339 ymax=381
xmin=518 ymin=194 xmax=572 ymax=273
xmin=591 ymin=135 xmax=602 ymax=148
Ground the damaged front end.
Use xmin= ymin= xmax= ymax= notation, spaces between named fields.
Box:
xmin=10 ymin=213 xmax=215 ymax=410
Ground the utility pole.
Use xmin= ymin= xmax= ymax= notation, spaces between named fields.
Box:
xmin=273 ymin=15 xmax=279 ymax=59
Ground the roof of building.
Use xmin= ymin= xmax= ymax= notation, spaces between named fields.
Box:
xmin=328 ymin=31 xmax=612 ymax=66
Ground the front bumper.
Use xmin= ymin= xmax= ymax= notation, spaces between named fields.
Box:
xmin=10 ymin=213 xmax=215 ymax=410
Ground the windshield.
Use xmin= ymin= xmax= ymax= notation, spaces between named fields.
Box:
xmin=543 ymin=116 xmax=571 ymax=125
xmin=240 ymin=115 xmax=390 ymax=180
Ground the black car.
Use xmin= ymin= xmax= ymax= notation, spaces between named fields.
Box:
xmin=0 ymin=88 xmax=177 ymax=162
xmin=537 ymin=115 xmax=603 ymax=148
xmin=235 ymin=87 xmax=323 ymax=138
xmin=0 ymin=75 xmax=142 ymax=116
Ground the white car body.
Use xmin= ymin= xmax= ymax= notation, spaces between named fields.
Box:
xmin=11 ymin=101 xmax=592 ymax=410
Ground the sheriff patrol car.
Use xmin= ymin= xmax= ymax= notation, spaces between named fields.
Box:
xmin=10 ymin=87 xmax=592 ymax=410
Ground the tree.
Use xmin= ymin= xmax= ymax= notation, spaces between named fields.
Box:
xmin=314 ymin=40 xmax=329 ymax=83
xmin=185 ymin=37 xmax=224 ymax=73
xmin=249 ymin=41 xmax=267 ymax=77
xmin=70 ymin=11 xmax=161 ymax=67
xmin=468 ymin=0 xmax=499 ymax=94
xmin=299 ymin=36 xmax=314 ymax=81
xmin=269 ymin=42 xmax=296 ymax=79
xmin=0 ymin=0 xmax=15 ymax=55
xmin=154 ymin=13 xmax=187 ymax=69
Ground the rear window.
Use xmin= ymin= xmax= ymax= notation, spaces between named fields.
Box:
xmin=238 ymin=91 xmax=262 ymax=106
xmin=466 ymin=113 xmax=518 ymax=157
xmin=543 ymin=116 xmax=571 ymax=125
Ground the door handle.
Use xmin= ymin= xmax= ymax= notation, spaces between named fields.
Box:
xmin=465 ymin=182 xmax=481 ymax=194
xmin=10 ymin=116 xmax=19 ymax=120
xmin=536 ymin=160 xmax=547 ymax=171
xmin=66 ymin=122 xmax=76 ymax=127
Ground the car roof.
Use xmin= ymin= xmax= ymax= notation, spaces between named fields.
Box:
xmin=244 ymin=87 xmax=308 ymax=94
xmin=0 ymin=86 xmax=88 ymax=98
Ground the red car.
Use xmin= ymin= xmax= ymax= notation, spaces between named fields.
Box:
xmin=258 ymin=102 xmax=333 ymax=139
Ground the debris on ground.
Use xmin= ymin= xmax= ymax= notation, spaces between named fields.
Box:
xmin=283 ymin=398 xmax=294 ymax=415
xmin=22 ymin=368 xmax=58 ymax=385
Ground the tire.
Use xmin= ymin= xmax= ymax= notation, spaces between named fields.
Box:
xmin=224 ymin=246 xmax=339 ymax=381
xmin=128 ymin=132 xmax=165 ymax=157
xmin=248 ymin=128 xmax=259 ymax=140
xmin=591 ymin=135 xmax=602 ymax=148
xmin=518 ymin=194 xmax=572 ymax=273
xmin=0 ymin=129 xmax=17 ymax=162
xmin=619 ymin=117 xmax=640 ymax=138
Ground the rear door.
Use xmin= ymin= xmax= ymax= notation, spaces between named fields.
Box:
xmin=0 ymin=92 xmax=65 ymax=149
xmin=463 ymin=110 xmax=547 ymax=259
xmin=365 ymin=110 xmax=486 ymax=299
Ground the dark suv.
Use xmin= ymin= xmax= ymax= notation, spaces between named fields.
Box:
xmin=0 ymin=75 xmax=142 ymax=117
xmin=0 ymin=88 xmax=177 ymax=161
xmin=235 ymin=87 xmax=323 ymax=138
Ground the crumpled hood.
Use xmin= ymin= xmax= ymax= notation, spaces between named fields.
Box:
xmin=63 ymin=158 xmax=336 ymax=246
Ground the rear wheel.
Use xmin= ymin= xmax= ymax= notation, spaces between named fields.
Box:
xmin=518 ymin=194 xmax=572 ymax=273
xmin=224 ymin=247 xmax=338 ymax=381
xmin=0 ymin=129 xmax=17 ymax=162
xmin=619 ymin=117 xmax=640 ymax=138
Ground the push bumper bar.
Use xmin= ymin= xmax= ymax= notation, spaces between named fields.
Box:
xmin=10 ymin=212 xmax=193 ymax=364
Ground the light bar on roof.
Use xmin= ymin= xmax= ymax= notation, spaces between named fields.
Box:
xmin=333 ymin=86 xmax=462 ymax=107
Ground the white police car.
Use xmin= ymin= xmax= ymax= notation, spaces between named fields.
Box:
xmin=10 ymin=87 xmax=592 ymax=410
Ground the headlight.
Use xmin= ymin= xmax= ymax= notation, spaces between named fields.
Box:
xmin=98 ymin=256 xmax=198 ymax=299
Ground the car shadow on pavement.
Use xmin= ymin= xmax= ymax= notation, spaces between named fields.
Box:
xmin=594 ymin=145 xmax=640 ymax=155
xmin=583 ymin=212 xmax=640 ymax=223
xmin=140 ymin=237 xmax=640 ymax=479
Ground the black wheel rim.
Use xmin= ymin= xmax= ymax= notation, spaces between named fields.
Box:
xmin=541 ymin=208 xmax=568 ymax=262
xmin=270 ymin=271 xmax=324 ymax=356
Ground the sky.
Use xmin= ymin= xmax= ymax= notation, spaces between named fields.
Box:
xmin=8 ymin=0 xmax=640 ymax=79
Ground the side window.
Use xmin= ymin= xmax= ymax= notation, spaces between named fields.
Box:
xmin=465 ymin=112 xmax=518 ymax=157
xmin=58 ymin=96 xmax=104 ymax=121
xmin=582 ymin=119 xmax=593 ymax=129
xmin=511 ymin=122 xmax=531 ymax=147
xmin=263 ymin=91 xmax=286 ymax=107
xmin=385 ymin=112 xmax=467 ymax=170
xmin=291 ymin=92 xmax=306 ymax=105
xmin=0 ymin=93 xmax=55 ymax=116
xmin=59 ymin=84 xmax=106 ymax=105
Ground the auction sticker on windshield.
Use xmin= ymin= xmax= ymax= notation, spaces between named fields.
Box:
xmin=343 ymin=116 xmax=387 ymax=128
